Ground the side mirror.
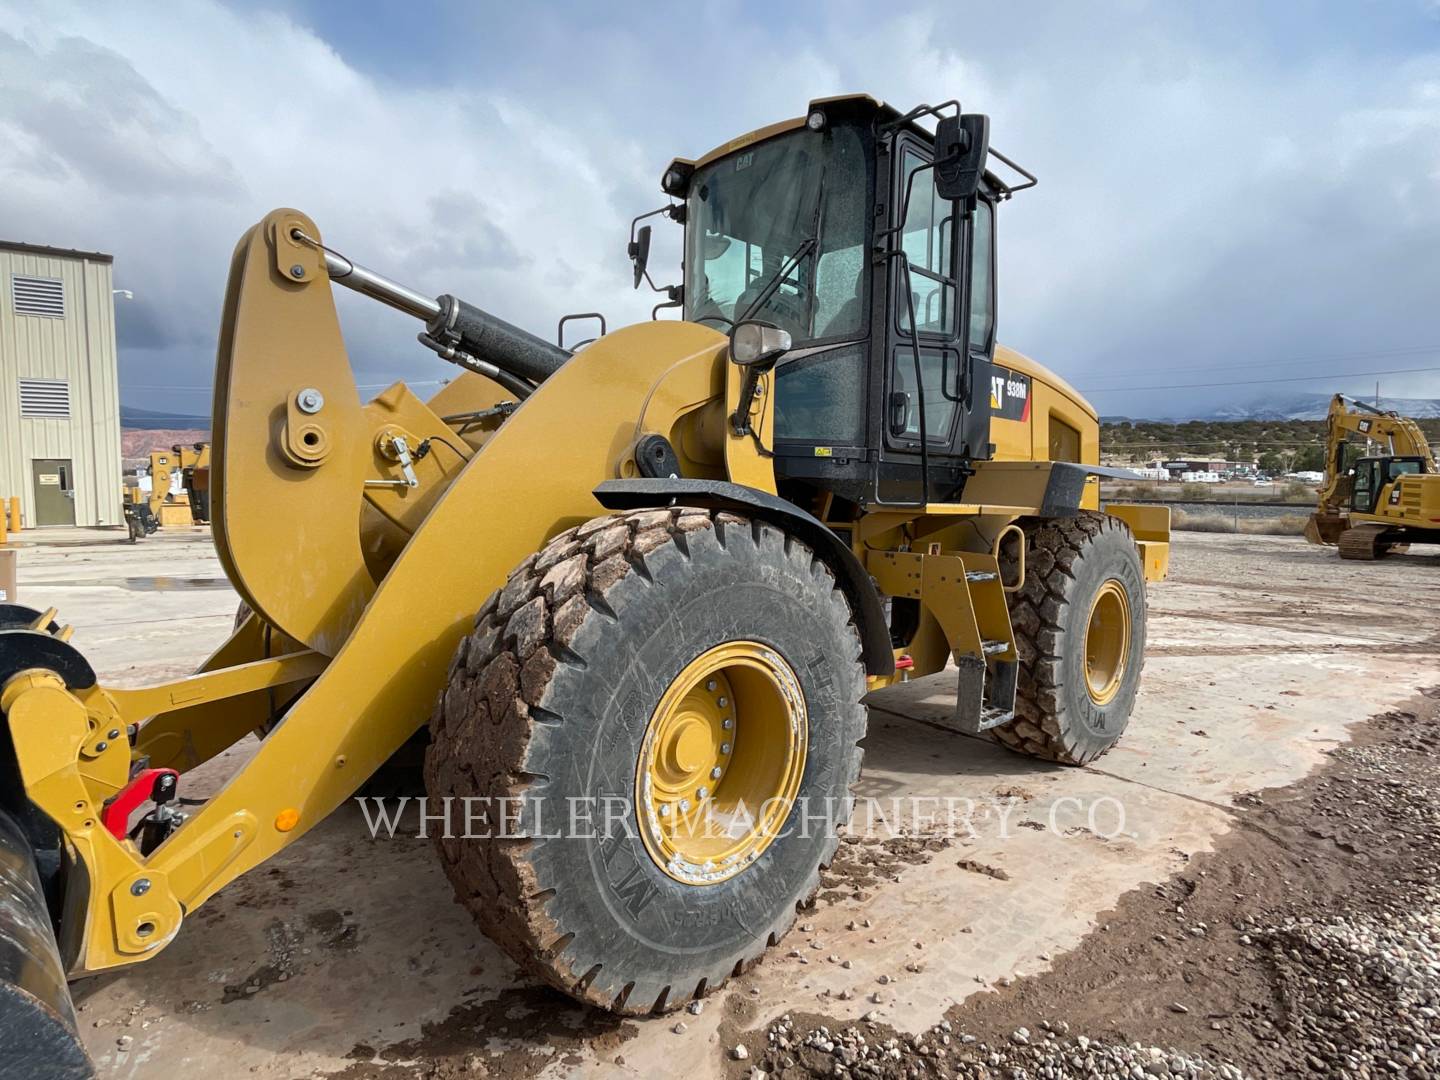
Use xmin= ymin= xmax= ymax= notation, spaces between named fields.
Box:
xmin=934 ymin=113 xmax=990 ymax=202
xmin=728 ymin=321 xmax=791 ymax=437
xmin=729 ymin=321 xmax=791 ymax=371
xmin=628 ymin=224 xmax=652 ymax=290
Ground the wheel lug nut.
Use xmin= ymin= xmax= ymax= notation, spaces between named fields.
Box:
xmin=720 ymin=742 xmax=731 ymax=755
xmin=706 ymin=680 xmax=717 ymax=691
xmin=717 ymin=696 xmax=728 ymax=708
xmin=710 ymin=766 xmax=722 ymax=780
xmin=659 ymin=803 xmax=671 ymax=818
xmin=697 ymin=787 xmax=709 ymax=799
xmin=722 ymin=718 xmax=733 ymax=730
xmin=679 ymin=799 xmax=691 ymax=812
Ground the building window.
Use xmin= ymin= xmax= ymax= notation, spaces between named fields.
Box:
xmin=19 ymin=378 xmax=71 ymax=418
xmin=11 ymin=275 xmax=66 ymax=318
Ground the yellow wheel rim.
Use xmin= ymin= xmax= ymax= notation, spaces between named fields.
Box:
xmin=636 ymin=641 xmax=807 ymax=886
xmin=1083 ymin=579 xmax=1131 ymax=706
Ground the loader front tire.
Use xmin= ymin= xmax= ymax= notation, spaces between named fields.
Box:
xmin=425 ymin=508 xmax=867 ymax=1014
xmin=994 ymin=511 xmax=1146 ymax=765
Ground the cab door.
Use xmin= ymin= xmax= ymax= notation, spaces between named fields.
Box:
xmin=1350 ymin=459 xmax=1381 ymax=513
xmin=878 ymin=134 xmax=996 ymax=503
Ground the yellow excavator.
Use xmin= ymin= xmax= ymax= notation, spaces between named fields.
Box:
xmin=0 ymin=94 xmax=1168 ymax=1075
xmin=123 ymin=444 xmax=212 ymax=540
xmin=1304 ymin=394 xmax=1440 ymax=559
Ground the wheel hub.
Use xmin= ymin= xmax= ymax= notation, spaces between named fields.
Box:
xmin=1083 ymin=578 xmax=1131 ymax=706
xmin=637 ymin=641 xmax=806 ymax=885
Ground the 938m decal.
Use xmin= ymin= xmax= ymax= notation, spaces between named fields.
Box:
xmin=991 ymin=366 xmax=1032 ymax=422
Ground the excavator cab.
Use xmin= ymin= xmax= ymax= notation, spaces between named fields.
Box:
xmin=1350 ymin=456 xmax=1428 ymax=514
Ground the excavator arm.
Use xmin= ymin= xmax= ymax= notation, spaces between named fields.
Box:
xmin=1315 ymin=394 xmax=1436 ymax=512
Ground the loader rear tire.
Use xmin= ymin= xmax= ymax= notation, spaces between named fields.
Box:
xmin=993 ymin=511 xmax=1146 ymax=765
xmin=425 ymin=507 xmax=867 ymax=1015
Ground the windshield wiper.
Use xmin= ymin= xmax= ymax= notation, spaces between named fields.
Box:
xmin=738 ymin=156 xmax=827 ymax=327
xmin=737 ymin=236 xmax=817 ymax=324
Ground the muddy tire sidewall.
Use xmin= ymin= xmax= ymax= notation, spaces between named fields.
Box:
xmin=1053 ymin=523 xmax=1147 ymax=758
xmin=426 ymin=510 xmax=866 ymax=1013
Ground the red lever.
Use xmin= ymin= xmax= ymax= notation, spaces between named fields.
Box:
xmin=895 ymin=655 xmax=915 ymax=670
xmin=101 ymin=768 xmax=179 ymax=841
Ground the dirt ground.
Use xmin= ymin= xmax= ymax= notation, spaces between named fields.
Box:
xmin=734 ymin=695 xmax=1440 ymax=1079
xmin=10 ymin=526 xmax=1440 ymax=1079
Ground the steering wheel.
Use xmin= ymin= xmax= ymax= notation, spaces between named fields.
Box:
xmin=746 ymin=289 xmax=807 ymax=338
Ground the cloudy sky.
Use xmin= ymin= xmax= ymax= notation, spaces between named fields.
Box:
xmin=2 ymin=0 xmax=1438 ymax=419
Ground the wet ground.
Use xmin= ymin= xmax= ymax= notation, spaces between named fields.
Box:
xmin=9 ymin=526 xmax=1439 ymax=1079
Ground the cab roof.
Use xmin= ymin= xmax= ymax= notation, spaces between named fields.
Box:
xmin=664 ymin=95 xmax=892 ymax=181
xmin=661 ymin=93 xmax=1023 ymax=198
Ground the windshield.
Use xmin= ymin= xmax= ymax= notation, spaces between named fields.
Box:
xmin=684 ymin=123 xmax=869 ymax=343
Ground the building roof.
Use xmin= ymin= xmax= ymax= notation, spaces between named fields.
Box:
xmin=0 ymin=239 xmax=113 ymax=264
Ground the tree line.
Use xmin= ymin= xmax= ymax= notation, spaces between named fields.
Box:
xmin=1100 ymin=418 xmax=1440 ymax=474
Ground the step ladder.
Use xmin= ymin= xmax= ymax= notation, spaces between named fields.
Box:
xmin=864 ymin=547 xmax=1019 ymax=735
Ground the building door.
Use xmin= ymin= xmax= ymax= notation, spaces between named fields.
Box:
xmin=31 ymin=458 xmax=76 ymax=526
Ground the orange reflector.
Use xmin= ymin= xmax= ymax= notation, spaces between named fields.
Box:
xmin=274 ymin=808 xmax=300 ymax=832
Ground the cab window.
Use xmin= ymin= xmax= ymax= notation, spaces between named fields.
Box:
xmin=890 ymin=347 xmax=959 ymax=442
xmin=897 ymin=149 xmax=956 ymax=337
xmin=967 ymin=199 xmax=994 ymax=352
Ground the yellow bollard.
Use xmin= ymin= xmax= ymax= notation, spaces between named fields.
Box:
xmin=0 ymin=509 xmax=6 ymax=546
xmin=7 ymin=496 xmax=19 ymax=533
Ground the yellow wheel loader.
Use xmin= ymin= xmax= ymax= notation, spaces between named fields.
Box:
xmin=1304 ymin=393 xmax=1440 ymax=559
xmin=123 ymin=444 xmax=212 ymax=541
xmin=0 ymin=94 xmax=1169 ymax=1074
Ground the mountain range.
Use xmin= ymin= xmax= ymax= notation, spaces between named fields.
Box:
xmin=121 ymin=404 xmax=211 ymax=430
xmin=1105 ymin=394 xmax=1440 ymax=424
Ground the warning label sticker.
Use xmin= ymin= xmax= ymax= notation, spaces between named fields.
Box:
xmin=990 ymin=366 xmax=1032 ymax=422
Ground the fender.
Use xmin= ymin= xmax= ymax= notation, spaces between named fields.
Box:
xmin=594 ymin=478 xmax=895 ymax=677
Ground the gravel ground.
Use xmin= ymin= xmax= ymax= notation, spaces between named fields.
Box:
xmin=731 ymin=691 xmax=1440 ymax=1080
xmin=38 ymin=529 xmax=1440 ymax=1078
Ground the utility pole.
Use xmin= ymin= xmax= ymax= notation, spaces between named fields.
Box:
xmin=1375 ymin=380 xmax=1381 ymax=410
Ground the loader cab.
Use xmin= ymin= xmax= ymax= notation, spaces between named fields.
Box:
xmin=670 ymin=96 xmax=1009 ymax=506
xmin=1350 ymin=455 xmax=1427 ymax=513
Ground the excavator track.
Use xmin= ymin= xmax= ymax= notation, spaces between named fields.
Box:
xmin=1337 ymin=524 xmax=1390 ymax=561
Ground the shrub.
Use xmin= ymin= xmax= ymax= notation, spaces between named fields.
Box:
xmin=1171 ymin=509 xmax=1308 ymax=536
xmin=1281 ymin=481 xmax=1314 ymax=503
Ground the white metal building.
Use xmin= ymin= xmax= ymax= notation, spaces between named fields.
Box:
xmin=0 ymin=241 xmax=123 ymax=528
